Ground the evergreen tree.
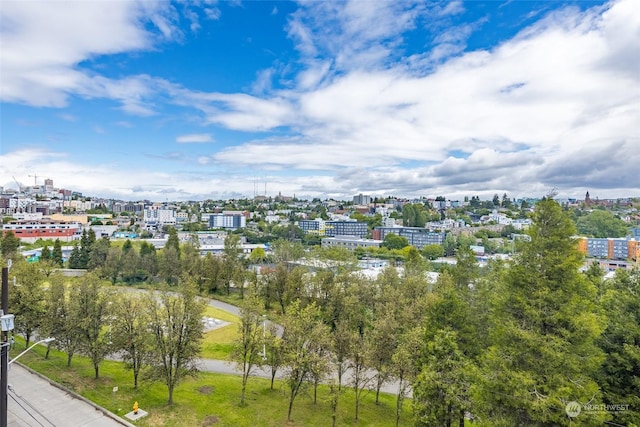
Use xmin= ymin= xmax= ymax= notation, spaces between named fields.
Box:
xmin=414 ymin=328 xmax=475 ymax=427
xmin=1 ymin=230 xmax=20 ymax=259
xmin=597 ymin=268 xmax=640 ymax=425
xmin=79 ymin=229 xmax=96 ymax=268
xmin=88 ymin=237 xmax=110 ymax=270
xmin=68 ymin=244 xmax=82 ymax=269
xmin=52 ymin=239 xmax=64 ymax=266
xmin=166 ymin=227 xmax=180 ymax=258
xmin=476 ymin=198 xmax=606 ymax=425
xmin=40 ymin=245 xmax=52 ymax=262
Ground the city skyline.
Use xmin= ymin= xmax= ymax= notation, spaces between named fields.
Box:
xmin=1 ymin=0 xmax=638 ymax=202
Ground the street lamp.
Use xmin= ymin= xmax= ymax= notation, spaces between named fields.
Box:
xmin=262 ymin=315 xmax=267 ymax=360
xmin=9 ymin=337 xmax=55 ymax=366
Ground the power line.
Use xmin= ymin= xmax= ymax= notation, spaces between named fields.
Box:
xmin=8 ymin=386 xmax=56 ymax=427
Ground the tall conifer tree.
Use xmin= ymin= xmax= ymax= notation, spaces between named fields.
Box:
xmin=476 ymin=198 xmax=606 ymax=425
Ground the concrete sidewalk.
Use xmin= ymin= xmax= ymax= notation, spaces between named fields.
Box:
xmin=7 ymin=363 xmax=134 ymax=427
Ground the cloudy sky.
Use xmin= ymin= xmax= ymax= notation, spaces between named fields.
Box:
xmin=1 ymin=0 xmax=638 ymax=202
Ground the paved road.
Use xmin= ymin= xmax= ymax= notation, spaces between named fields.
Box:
xmin=7 ymin=363 xmax=133 ymax=427
xmin=197 ymin=357 xmax=405 ymax=396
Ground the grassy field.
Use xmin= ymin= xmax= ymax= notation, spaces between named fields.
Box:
xmin=201 ymin=305 xmax=240 ymax=360
xmin=11 ymin=341 xmax=412 ymax=427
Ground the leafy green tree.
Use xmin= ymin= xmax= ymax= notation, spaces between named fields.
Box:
xmin=100 ymin=247 xmax=122 ymax=284
xmin=120 ymin=249 xmax=144 ymax=283
xmin=403 ymin=246 xmax=427 ymax=278
xmin=111 ymin=291 xmax=154 ymax=388
xmin=369 ymin=295 xmax=399 ymax=404
xmin=391 ymin=326 xmax=424 ymax=427
xmin=147 ymin=283 xmax=206 ymax=404
xmin=139 ymin=241 xmax=157 ymax=279
xmin=248 ymin=247 xmax=267 ymax=264
xmin=502 ymin=193 xmax=513 ymax=209
xmin=345 ymin=278 xmax=376 ymax=421
xmin=576 ymin=210 xmax=629 ymax=238
xmin=222 ymin=234 xmax=243 ymax=296
xmin=402 ymin=203 xmax=427 ymax=227
xmin=202 ymin=252 xmax=224 ymax=294
xmin=476 ymin=198 xmax=606 ymax=425
xmin=166 ymin=226 xmax=181 ymax=257
xmin=231 ymin=293 xmax=266 ymax=405
xmin=281 ymin=301 xmax=330 ymax=422
xmin=158 ymin=246 xmax=180 ymax=285
xmin=442 ymin=233 xmax=456 ymax=257
xmin=121 ymin=239 xmax=133 ymax=254
xmin=75 ymin=274 xmax=112 ymax=378
xmin=9 ymin=260 xmax=46 ymax=348
xmin=263 ymin=263 xmax=294 ymax=314
xmin=422 ymin=244 xmax=444 ymax=260
xmin=62 ymin=279 xmax=85 ymax=366
xmin=1 ymin=230 xmax=20 ymax=259
xmin=180 ymin=242 xmax=202 ymax=284
xmin=382 ymin=233 xmax=409 ymax=250
xmin=492 ymin=193 xmax=500 ymax=207
xmin=40 ymin=272 xmax=66 ymax=359
xmin=271 ymin=239 xmax=304 ymax=263
xmin=264 ymin=322 xmax=284 ymax=390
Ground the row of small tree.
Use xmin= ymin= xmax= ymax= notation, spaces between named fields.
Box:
xmin=7 ymin=261 xmax=206 ymax=405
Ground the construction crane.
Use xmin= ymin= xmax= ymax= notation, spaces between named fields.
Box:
xmin=28 ymin=173 xmax=39 ymax=185
xmin=12 ymin=176 xmax=24 ymax=192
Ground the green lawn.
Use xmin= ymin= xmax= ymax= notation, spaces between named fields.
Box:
xmin=11 ymin=341 xmax=412 ymax=426
xmin=201 ymin=305 xmax=240 ymax=360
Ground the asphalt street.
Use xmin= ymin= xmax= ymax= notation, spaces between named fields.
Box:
xmin=7 ymin=363 xmax=134 ymax=427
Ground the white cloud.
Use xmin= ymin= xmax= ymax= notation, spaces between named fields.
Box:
xmin=200 ymin=0 xmax=639 ymax=199
xmin=176 ymin=134 xmax=214 ymax=143
xmin=1 ymin=0 xmax=637 ymax=201
xmin=0 ymin=0 xmax=178 ymax=108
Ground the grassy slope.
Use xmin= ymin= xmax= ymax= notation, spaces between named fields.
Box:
xmin=11 ymin=341 xmax=411 ymax=427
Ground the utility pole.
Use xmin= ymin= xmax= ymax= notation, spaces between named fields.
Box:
xmin=1 ymin=266 xmax=9 ymax=427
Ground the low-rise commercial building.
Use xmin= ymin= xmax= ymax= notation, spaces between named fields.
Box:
xmin=2 ymin=220 xmax=83 ymax=243
xmin=321 ymin=235 xmax=382 ymax=250
xmin=372 ymin=226 xmax=445 ymax=249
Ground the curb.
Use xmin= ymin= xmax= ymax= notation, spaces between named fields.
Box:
xmin=14 ymin=362 xmax=137 ymax=427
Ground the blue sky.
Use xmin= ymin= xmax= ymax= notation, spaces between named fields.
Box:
xmin=1 ymin=0 xmax=638 ymax=202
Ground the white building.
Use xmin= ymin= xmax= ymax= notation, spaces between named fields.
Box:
xmin=144 ymin=207 xmax=176 ymax=227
